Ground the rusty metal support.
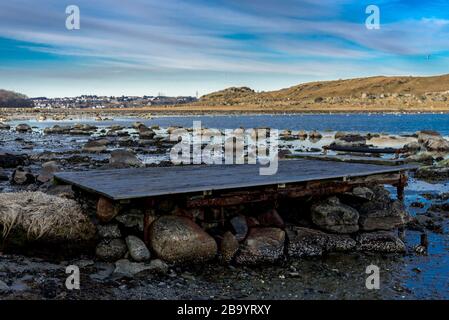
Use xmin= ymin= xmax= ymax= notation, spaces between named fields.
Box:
xmin=186 ymin=173 xmax=406 ymax=208
xmin=395 ymin=172 xmax=408 ymax=202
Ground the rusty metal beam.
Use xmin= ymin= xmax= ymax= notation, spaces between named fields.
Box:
xmin=186 ymin=173 xmax=407 ymax=208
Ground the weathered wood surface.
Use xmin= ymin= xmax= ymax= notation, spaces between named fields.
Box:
xmin=54 ymin=159 xmax=416 ymax=201
xmin=291 ymin=154 xmax=407 ymax=166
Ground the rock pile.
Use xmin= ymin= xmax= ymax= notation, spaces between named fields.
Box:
xmin=91 ymin=184 xmax=410 ymax=267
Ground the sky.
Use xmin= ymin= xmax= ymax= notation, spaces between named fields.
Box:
xmin=1 ymin=0 xmax=449 ymax=98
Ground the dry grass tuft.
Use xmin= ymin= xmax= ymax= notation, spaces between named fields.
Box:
xmin=0 ymin=192 xmax=95 ymax=241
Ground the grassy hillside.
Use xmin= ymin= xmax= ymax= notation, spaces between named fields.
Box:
xmin=197 ymin=75 xmax=449 ymax=112
xmin=0 ymin=89 xmax=34 ymax=108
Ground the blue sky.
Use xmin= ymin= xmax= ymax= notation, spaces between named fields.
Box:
xmin=1 ymin=0 xmax=449 ymax=97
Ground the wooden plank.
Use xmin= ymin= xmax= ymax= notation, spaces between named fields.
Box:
xmin=290 ymin=154 xmax=407 ymax=166
xmin=54 ymin=159 xmax=417 ymax=201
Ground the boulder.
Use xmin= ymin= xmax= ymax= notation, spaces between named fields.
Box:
xmin=115 ymin=213 xmax=144 ymax=233
xmin=97 ymin=224 xmax=122 ymax=239
xmin=36 ymin=161 xmax=59 ymax=184
xmin=348 ymin=186 xmax=375 ymax=201
xmin=415 ymin=165 xmax=449 ymax=181
xmin=125 ymin=235 xmax=151 ymax=262
xmin=286 ymin=226 xmax=356 ymax=257
xmin=230 ymin=215 xmax=248 ymax=241
xmin=257 ymin=208 xmax=285 ymax=228
xmin=132 ymin=122 xmax=144 ymax=129
xmin=95 ymin=238 xmax=127 ymax=261
xmin=219 ymin=231 xmax=239 ymax=264
xmin=405 ymin=152 xmax=434 ymax=164
xmin=96 ymin=198 xmax=120 ymax=223
xmin=118 ymin=136 xmax=135 ymax=147
xmin=309 ymin=130 xmax=322 ymax=139
xmin=235 ymin=227 xmax=285 ymax=264
xmin=417 ymin=130 xmax=441 ymax=143
xmin=286 ymin=226 xmax=326 ymax=257
xmin=0 ymin=153 xmax=26 ymax=168
xmin=148 ymin=216 xmax=217 ymax=264
xmin=109 ymin=149 xmax=143 ymax=168
xmin=403 ymin=141 xmax=422 ymax=152
xmin=425 ymin=138 xmax=449 ymax=152
xmin=11 ymin=167 xmax=35 ymax=185
xmin=82 ymin=140 xmax=107 ymax=153
xmin=139 ymin=128 xmax=155 ymax=140
xmin=15 ymin=123 xmax=31 ymax=133
xmin=43 ymin=125 xmax=71 ymax=135
xmin=356 ymin=231 xmax=406 ymax=253
xmin=297 ymin=130 xmax=308 ymax=138
xmin=417 ymin=130 xmax=449 ymax=151
xmin=334 ymin=134 xmax=366 ymax=147
xmin=0 ymin=122 xmax=10 ymax=130
xmin=310 ymin=196 xmax=359 ymax=233
xmin=357 ymin=186 xmax=409 ymax=231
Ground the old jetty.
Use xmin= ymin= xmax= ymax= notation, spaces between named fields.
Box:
xmin=53 ymin=159 xmax=417 ymax=264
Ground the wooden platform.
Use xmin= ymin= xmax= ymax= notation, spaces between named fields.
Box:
xmin=54 ymin=159 xmax=416 ymax=201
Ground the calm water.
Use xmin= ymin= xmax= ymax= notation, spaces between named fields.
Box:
xmin=15 ymin=113 xmax=449 ymax=136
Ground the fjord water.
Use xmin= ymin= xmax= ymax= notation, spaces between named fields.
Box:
xmin=16 ymin=113 xmax=449 ymax=136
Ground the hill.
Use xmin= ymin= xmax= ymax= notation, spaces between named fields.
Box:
xmin=196 ymin=75 xmax=449 ymax=112
xmin=0 ymin=89 xmax=34 ymax=108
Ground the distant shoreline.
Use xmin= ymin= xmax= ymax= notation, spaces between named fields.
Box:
xmin=2 ymin=105 xmax=449 ymax=121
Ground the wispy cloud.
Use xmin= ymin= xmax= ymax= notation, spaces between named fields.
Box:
xmin=1 ymin=0 xmax=449 ymax=96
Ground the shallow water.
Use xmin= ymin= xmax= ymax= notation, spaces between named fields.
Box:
xmin=8 ymin=113 xmax=449 ymax=136
xmin=1 ymin=113 xmax=448 ymax=299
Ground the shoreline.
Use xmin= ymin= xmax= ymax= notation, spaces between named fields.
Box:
xmin=2 ymin=108 xmax=449 ymax=122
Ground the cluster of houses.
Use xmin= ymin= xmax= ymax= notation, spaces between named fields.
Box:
xmin=31 ymin=95 xmax=197 ymax=109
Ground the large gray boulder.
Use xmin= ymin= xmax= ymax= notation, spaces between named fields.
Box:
xmin=109 ymin=149 xmax=143 ymax=168
xmin=36 ymin=161 xmax=59 ymax=183
xmin=95 ymin=238 xmax=127 ymax=262
xmin=417 ymin=130 xmax=449 ymax=151
xmin=357 ymin=186 xmax=409 ymax=231
xmin=11 ymin=167 xmax=35 ymax=185
xmin=97 ymin=224 xmax=121 ymax=239
xmin=15 ymin=123 xmax=31 ymax=133
xmin=82 ymin=140 xmax=107 ymax=153
xmin=235 ymin=227 xmax=285 ymax=264
xmin=148 ymin=216 xmax=217 ymax=264
xmin=310 ymin=196 xmax=359 ymax=233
